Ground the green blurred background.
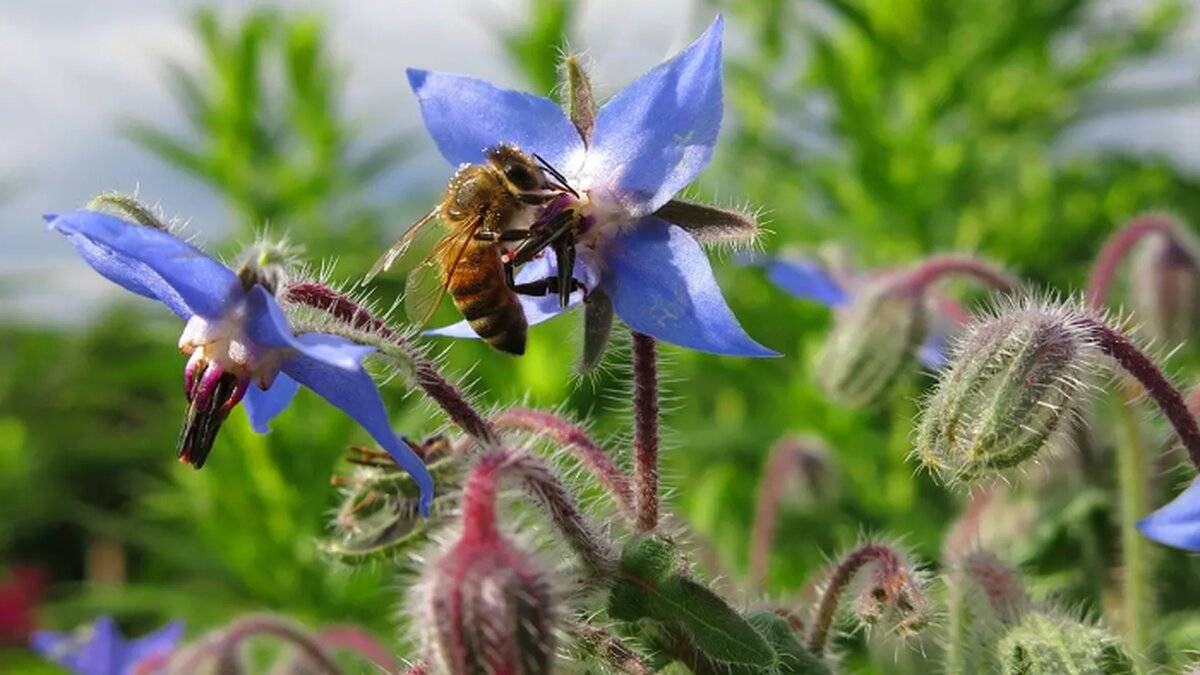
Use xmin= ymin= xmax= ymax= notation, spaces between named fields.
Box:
xmin=4 ymin=0 xmax=1200 ymax=671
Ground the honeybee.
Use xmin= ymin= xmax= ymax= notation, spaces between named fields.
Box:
xmin=364 ymin=145 xmax=584 ymax=355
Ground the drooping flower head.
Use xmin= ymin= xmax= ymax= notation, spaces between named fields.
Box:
xmin=31 ymin=616 xmax=183 ymax=675
xmin=411 ymin=16 xmax=775 ymax=358
xmin=45 ymin=204 xmax=434 ymax=513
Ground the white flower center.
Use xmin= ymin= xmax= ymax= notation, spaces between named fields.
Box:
xmin=178 ymin=299 xmax=283 ymax=388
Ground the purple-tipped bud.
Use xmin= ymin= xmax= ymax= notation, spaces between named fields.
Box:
xmin=419 ymin=453 xmax=558 ymax=675
xmin=915 ymin=301 xmax=1098 ymax=486
xmin=816 ymin=277 xmax=925 ymax=408
xmin=1131 ymin=225 xmax=1200 ymax=344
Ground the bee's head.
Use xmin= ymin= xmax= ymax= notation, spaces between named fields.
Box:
xmin=487 ymin=144 xmax=545 ymax=196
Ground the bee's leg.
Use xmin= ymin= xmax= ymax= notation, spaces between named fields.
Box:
xmin=507 ymin=209 xmax=577 ymax=267
xmin=553 ymin=232 xmax=576 ymax=308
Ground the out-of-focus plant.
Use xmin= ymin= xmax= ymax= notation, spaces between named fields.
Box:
xmin=125 ymin=8 xmax=411 ymax=261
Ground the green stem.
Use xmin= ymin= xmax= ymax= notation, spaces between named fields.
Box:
xmin=1113 ymin=390 xmax=1153 ymax=671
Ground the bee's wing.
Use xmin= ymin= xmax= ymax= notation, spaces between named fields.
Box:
xmin=653 ymin=199 xmax=758 ymax=243
xmin=362 ymin=206 xmax=441 ymax=284
xmin=403 ymin=217 xmax=485 ymax=329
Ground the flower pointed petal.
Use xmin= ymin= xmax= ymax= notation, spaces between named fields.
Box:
xmin=282 ymin=339 xmax=435 ymax=515
xmin=244 ymin=286 xmax=369 ymax=371
xmin=760 ymin=256 xmax=850 ymax=307
xmin=425 ymin=254 xmax=599 ymax=338
xmin=584 ymin=16 xmax=724 ymax=216
xmin=47 ymin=210 xmax=240 ymax=319
xmin=602 ymin=217 xmax=776 ymax=357
xmin=243 ymin=374 xmax=301 ymax=433
xmin=916 ymin=330 xmax=950 ymax=370
xmin=123 ymin=620 xmax=185 ymax=668
xmin=408 ymin=68 xmax=584 ymax=171
xmin=33 ymin=615 xmax=122 ymax=675
xmin=1138 ymin=478 xmax=1200 ymax=551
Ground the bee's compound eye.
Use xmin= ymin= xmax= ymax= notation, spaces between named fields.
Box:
xmin=504 ymin=163 xmax=539 ymax=191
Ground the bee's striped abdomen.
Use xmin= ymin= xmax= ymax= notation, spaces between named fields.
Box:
xmin=448 ymin=243 xmax=527 ymax=355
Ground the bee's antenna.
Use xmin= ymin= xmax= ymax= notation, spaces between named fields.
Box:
xmin=533 ymin=153 xmax=579 ymax=198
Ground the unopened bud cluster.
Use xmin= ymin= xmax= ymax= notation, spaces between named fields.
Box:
xmin=816 ymin=278 xmax=925 ymax=408
xmin=996 ymin=610 xmax=1133 ymax=674
xmin=915 ymin=301 xmax=1098 ymax=486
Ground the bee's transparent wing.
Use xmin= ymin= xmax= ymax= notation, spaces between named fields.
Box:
xmin=363 ymin=206 xmax=441 ymax=284
xmin=403 ymin=220 xmax=482 ymax=329
xmin=653 ymin=199 xmax=758 ymax=244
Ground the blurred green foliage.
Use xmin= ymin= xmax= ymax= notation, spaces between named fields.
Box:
xmin=7 ymin=0 xmax=1200 ymax=672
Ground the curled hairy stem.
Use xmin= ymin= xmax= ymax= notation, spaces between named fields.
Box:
xmin=170 ymin=614 xmax=342 ymax=674
xmin=896 ymin=254 xmax=1018 ymax=296
xmin=1086 ymin=213 xmax=1178 ymax=310
xmin=467 ymin=449 xmax=615 ymax=576
xmin=807 ymin=543 xmax=904 ymax=656
xmin=272 ymin=626 xmax=401 ymax=674
xmin=284 ymin=281 xmax=500 ymax=447
xmin=632 ymin=332 xmax=660 ymax=533
xmin=748 ymin=436 xmax=829 ymax=589
xmin=1077 ymin=316 xmax=1200 ymax=470
xmin=492 ymin=407 xmax=635 ymax=520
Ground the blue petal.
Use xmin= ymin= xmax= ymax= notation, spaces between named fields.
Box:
xmin=243 ymin=374 xmax=301 ymax=433
xmin=407 ymin=68 xmax=585 ymax=172
xmin=33 ymin=615 xmax=121 ymax=675
xmin=281 ymin=335 xmax=434 ymax=515
xmin=916 ymin=331 xmax=950 ymax=370
xmin=761 ymin=257 xmax=850 ymax=307
xmin=601 ymin=217 xmax=777 ymax=357
xmin=582 ymin=16 xmax=724 ymax=216
xmin=244 ymin=285 xmax=368 ymax=371
xmin=424 ymin=253 xmax=599 ymax=338
xmin=46 ymin=211 xmax=241 ymax=320
xmin=121 ymin=621 xmax=184 ymax=670
xmin=1138 ymin=478 xmax=1200 ymax=551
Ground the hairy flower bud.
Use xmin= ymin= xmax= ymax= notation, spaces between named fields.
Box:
xmin=996 ymin=611 xmax=1134 ymax=674
xmin=816 ymin=278 xmax=925 ymax=408
xmin=915 ymin=302 xmax=1098 ymax=486
xmin=1131 ymin=227 xmax=1200 ymax=344
xmin=417 ymin=453 xmax=558 ymax=675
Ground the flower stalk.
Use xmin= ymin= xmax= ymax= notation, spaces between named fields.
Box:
xmin=492 ymin=407 xmax=635 ymax=520
xmin=632 ymin=332 xmax=661 ymax=533
xmin=748 ymin=436 xmax=831 ymax=589
xmin=1086 ymin=213 xmax=1178 ymax=310
xmin=896 ymin=254 xmax=1018 ymax=296
xmin=284 ymin=281 xmax=500 ymax=448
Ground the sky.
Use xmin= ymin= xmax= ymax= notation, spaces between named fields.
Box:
xmin=1 ymin=0 xmax=1198 ymax=324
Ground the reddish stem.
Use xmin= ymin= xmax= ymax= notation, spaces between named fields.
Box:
xmin=492 ymin=407 xmax=635 ymax=520
xmin=284 ymin=281 xmax=499 ymax=447
xmin=464 ymin=449 xmax=614 ymax=575
xmin=1078 ymin=316 xmax=1200 ymax=470
xmin=277 ymin=626 xmax=402 ymax=674
xmin=632 ymin=332 xmax=660 ymax=533
xmin=897 ymin=255 xmax=1017 ymax=296
xmin=172 ymin=615 xmax=342 ymax=674
xmin=748 ymin=437 xmax=827 ymax=589
xmin=1086 ymin=214 xmax=1178 ymax=310
xmin=807 ymin=544 xmax=903 ymax=656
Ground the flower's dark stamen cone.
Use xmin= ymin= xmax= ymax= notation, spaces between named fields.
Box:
xmin=285 ymin=282 xmax=500 ymax=448
xmin=632 ymin=332 xmax=660 ymax=533
xmin=1079 ymin=316 xmax=1200 ymax=471
xmin=1086 ymin=213 xmax=1178 ymax=310
xmin=177 ymin=370 xmax=242 ymax=469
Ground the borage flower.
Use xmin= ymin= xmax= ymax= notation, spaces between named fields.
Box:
xmin=45 ymin=209 xmax=434 ymax=513
xmin=410 ymin=16 xmax=775 ymax=357
xmin=31 ymin=615 xmax=183 ymax=675
xmin=1138 ymin=478 xmax=1200 ymax=551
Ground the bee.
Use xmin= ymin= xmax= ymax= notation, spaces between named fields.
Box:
xmin=364 ymin=144 xmax=584 ymax=355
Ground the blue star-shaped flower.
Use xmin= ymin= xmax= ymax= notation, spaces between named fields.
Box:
xmin=46 ymin=210 xmax=434 ymax=514
xmin=31 ymin=616 xmax=183 ymax=675
xmin=412 ymin=16 xmax=774 ymax=357
xmin=742 ymin=252 xmax=951 ymax=369
xmin=1138 ymin=477 xmax=1200 ymax=551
